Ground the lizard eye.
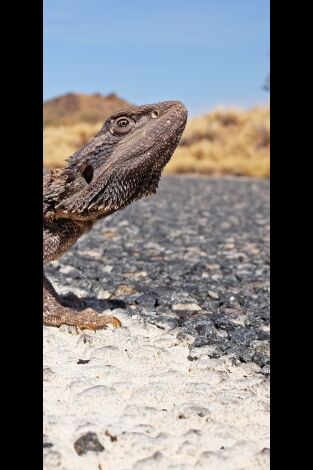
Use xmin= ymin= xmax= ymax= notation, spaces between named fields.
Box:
xmin=151 ymin=110 xmax=159 ymax=118
xmin=116 ymin=117 xmax=130 ymax=128
xmin=82 ymin=165 xmax=94 ymax=184
xmin=110 ymin=115 xmax=135 ymax=136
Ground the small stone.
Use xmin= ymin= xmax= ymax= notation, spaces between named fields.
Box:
xmin=134 ymin=451 xmax=166 ymax=469
xmin=229 ymin=316 xmax=246 ymax=326
xmin=97 ymin=290 xmax=112 ymax=300
xmin=188 ymin=345 xmax=219 ymax=361
xmin=150 ymin=316 xmax=179 ymax=329
xmin=58 ymin=324 xmax=79 ymax=335
xmin=261 ymin=365 xmax=270 ymax=375
xmin=43 ymin=435 xmax=53 ymax=448
xmin=115 ymin=284 xmax=138 ymax=296
xmin=43 ymin=442 xmax=53 ymax=449
xmin=177 ymin=404 xmax=211 ymax=419
xmin=43 ymin=450 xmax=61 ymax=467
xmin=253 ymin=351 xmax=270 ymax=367
xmin=222 ymin=308 xmax=243 ymax=316
xmin=74 ymin=432 xmax=104 ymax=456
xmin=102 ymin=229 xmax=116 ymax=239
xmin=261 ymin=324 xmax=270 ymax=333
xmin=79 ymin=249 xmax=101 ymax=259
xmin=208 ymin=290 xmax=219 ymax=299
xmin=77 ymin=333 xmax=109 ymax=346
xmin=59 ymin=265 xmax=76 ymax=274
xmin=43 ymin=368 xmax=56 ymax=382
xmin=206 ymin=263 xmax=221 ymax=270
xmin=172 ymin=303 xmax=202 ymax=312
xmin=215 ymin=328 xmax=228 ymax=338
xmin=137 ymin=271 xmax=148 ymax=278
xmin=102 ymin=265 xmax=113 ymax=273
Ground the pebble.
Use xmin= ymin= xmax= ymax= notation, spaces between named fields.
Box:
xmin=208 ymin=290 xmax=219 ymax=299
xmin=73 ymin=432 xmax=104 ymax=455
xmin=172 ymin=303 xmax=202 ymax=312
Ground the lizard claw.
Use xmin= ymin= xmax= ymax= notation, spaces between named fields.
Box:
xmin=76 ymin=309 xmax=121 ymax=330
xmin=43 ymin=307 xmax=121 ymax=331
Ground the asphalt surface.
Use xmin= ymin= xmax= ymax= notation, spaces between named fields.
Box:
xmin=46 ymin=176 xmax=270 ymax=375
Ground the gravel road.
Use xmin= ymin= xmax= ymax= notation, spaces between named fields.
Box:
xmin=44 ymin=176 xmax=270 ymax=470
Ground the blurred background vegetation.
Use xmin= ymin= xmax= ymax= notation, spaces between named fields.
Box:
xmin=44 ymin=93 xmax=269 ymax=177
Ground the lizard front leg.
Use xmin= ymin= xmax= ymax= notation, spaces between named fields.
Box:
xmin=43 ymin=273 xmax=121 ymax=330
xmin=44 ymin=276 xmax=84 ymax=309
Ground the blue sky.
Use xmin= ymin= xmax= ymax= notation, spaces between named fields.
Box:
xmin=44 ymin=0 xmax=269 ymax=116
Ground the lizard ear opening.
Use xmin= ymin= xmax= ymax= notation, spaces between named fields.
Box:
xmin=82 ymin=165 xmax=94 ymax=184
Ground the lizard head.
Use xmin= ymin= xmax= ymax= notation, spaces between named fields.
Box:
xmin=44 ymin=101 xmax=188 ymax=221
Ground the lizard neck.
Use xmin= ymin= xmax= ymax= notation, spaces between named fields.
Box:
xmin=43 ymin=218 xmax=93 ymax=263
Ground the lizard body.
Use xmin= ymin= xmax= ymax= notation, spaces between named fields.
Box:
xmin=43 ymin=101 xmax=187 ymax=329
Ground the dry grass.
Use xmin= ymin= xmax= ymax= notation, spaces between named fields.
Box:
xmin=44 ymin=106 xmax=270 ymax=177
xmin=43 ymin=122 xmax=99 ymax=168
xmin=165 ymin=106 xmax=270 ymax=177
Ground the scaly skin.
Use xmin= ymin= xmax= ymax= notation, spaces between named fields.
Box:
xmin=43 ymin=101 xmax=188 ymax=330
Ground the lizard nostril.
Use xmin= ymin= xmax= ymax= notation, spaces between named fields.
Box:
xmin=82 ymin=165 xmax=94 ymax=184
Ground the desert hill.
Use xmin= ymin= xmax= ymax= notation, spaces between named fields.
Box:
xmin=43 ymin=92 xmax=131 ymax=127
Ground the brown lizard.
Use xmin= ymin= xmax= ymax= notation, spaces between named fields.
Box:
xmin=43 ymin=101 xmax=188 ymax=330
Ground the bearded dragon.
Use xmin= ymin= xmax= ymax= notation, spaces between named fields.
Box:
xmin=43 ymin=101 xmax=188 ymax=330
